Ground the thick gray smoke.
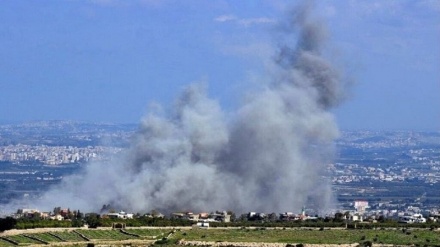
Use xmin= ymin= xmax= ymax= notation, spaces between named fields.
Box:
xmin=12 ymin=3 xmax=347 ymax=214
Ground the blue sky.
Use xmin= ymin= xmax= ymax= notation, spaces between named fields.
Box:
xmin=0 ymin=0 xmax=439 ymax=131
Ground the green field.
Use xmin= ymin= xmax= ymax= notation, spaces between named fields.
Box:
xmin=76 ymin=229 xmax=138 ymax=240
xmin=49 ymin=230 xmax=87 ymax=242
xmin=174 ymin=228 xmax=440 ymax=245
xmin=0 ymin=227 xmax=439 ymax=246
xmin=0 ymin=228 xmax=169 ymax=246
xmin=123 ymin=228 xmax=167 ymax=237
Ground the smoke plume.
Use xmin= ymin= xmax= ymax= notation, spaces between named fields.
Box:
xmin=12 ymin=3 xmax=348 ymax=214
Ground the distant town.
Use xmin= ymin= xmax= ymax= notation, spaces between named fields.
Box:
xmin=1 ymin=121 xmax=440 ymax=223
xmin=0 ymin=144 xmax=123 ymax=165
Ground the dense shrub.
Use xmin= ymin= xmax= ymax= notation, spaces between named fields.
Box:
xmin=362 ymin=240 xmax=373 ymax=247
xmin=15 ymin=219 xmax=71 ymax=229
xmin=0 ymin=217 xmax=17 ymax=232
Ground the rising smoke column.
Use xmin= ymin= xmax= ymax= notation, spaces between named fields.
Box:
xmin=14 ymin=3 xmax=348 ymax=214
xmin=222 ymin=2 xmax=345 ymax=213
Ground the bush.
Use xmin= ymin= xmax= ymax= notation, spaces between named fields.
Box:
xmin=154 ymin=238 xmax=169 ymax=245
xmin=0 ymin=217 xmax=17 ymax=232
xmin=362 ymin=240 xmax=373 ymax=247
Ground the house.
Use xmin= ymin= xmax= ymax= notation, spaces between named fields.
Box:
xmin=171 ymin=211 xmax=231 ymax=222
xmin=247 ymin=212 xmax=266 ymax=221
xmin=398 ymin=213 xmax=426 ymax=224
xmin=208 ymin=211 xmax=231 ymax=222
xmin=59 ymin=209 xmax=70 ymax=218
xmin=195 ymin=221 xmax=209 ymax=228
xmin=279 ymin=212 xmax=295 ymax=221
xmin=171 ymin=212 xmax=199 ymax=221
xmin=50 ymin=214 xmax=64 ymax=221
xmin=107 ymin=211 xmax=134 ymax=219
xmin=16 ymin=209 xmax=40 ymax=218
xmin=40 ymin=212 xmax=50 ymax=219
xmin=145 ymin=211 xmax=164 ymax=218
xmin=349 ymin=214 xmax=363 ymax=222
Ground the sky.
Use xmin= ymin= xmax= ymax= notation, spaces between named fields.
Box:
xmin=0 ymin=0 xmax=439 ymax=131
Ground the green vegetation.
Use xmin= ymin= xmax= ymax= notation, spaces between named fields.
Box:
xmin=0 ymin=229 xmax=163 ymax=246
xmin=4 ymin=213 xmax=439 ymax=231
xmin=50 ymin=230 xmax=88 ymax=242
xmin=25 ymin=232 xmax=63 ymax=242
xmin=0 ymin=215 xmax=195 ymax=231
xmin=15 ymin=219 xmax=72 ymax=229
xmin=0 ymin=238 xmax=14 ymax=247
xmin=0 ymin=218 xmax=16 ymax=232
xmin=123 ymin=228 xmax=167 ymax=237
xmin=1 ymin=227 xmax=440 ymax=246
xmin=76 ymin=229 xmax=137 ymax=240
xmin=3 ymin=234 xmax=43 ymax=245
xmin=173 ymin=228 xmax=440 ymax=245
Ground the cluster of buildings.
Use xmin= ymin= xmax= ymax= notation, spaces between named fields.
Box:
xmin=0 ymin=144 xmax=123 ymax=165
xmin=244 ymin=200 xmax=440 ymax=224
xmin=12 ymin=207 xmax=233 ymax=223
xmin=362 ymin=204 xmax=440 ymax=223
xmin=15 ymin=208 xmax=76 ymax=221
xmin=333 ymin=131 xmax=440 ymax=185
xmin=336 ymin=131 xmax=425 ymax=149
xmin=329 ymin=162 xmax=440 ymax=184
xmin=13 ymin=208 xmax=136 ymax=221
xmin=171 ymin=211 xmax=231 ymax=223
xmin=10 ymin=202 xmax=440 ymax=226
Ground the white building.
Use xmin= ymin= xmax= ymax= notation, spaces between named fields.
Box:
xmin=107 ymin=211 xmax=133 ymax=219
xmin=398 ymin=213 xmax=426 ymax=223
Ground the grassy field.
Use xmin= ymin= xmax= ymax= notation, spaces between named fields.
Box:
xmin=49 ymin=230 xmax=87 ymax=242
xmin=174 ymin=227 xmax=440 ymax=245
xmin=0 ymin=227 xmax=439 ymax=246
xmin=0 ymin=228 xmax=170 ymax=246
xmin=76 ymin=229 xmax=138 ymax=240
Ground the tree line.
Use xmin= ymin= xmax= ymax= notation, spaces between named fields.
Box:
xmin=1 ymin=215 xmax=439 ymax=232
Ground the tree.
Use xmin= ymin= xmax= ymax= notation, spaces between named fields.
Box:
xmin=227 ymin=211 xmax=236 ymax=222
xmin=71 ymin=219 xmax=83 ymax=227
xmin=76 ymin=210 xmax=83 ymax=219
xmin=85 ymin=213 xmax=101 ymax=228
xmin=32 ymin=212 xmax=41 ymax=220
xmin=377 ymin=215 xmax=385 ymax=222
xmin=334 ymin=212 xmax=344 ymax=222
xmin=268 ymin=212 xmax=278 ymax=222
xmin=53 ymin=207 xmax=61 ymax=215
xmin=0 ymin=217 xmax=17 ymax=232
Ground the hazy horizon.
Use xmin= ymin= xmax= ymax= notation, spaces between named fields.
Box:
xmin=0 ymin=1 xmax=439 ymax=131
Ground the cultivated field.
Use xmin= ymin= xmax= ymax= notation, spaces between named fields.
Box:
xmin=0 ymin=228 xmax=168 ymax=246
xmin=175 ymin=227 xmax=440 ymax=245
xmin=0 ymin=227 xmax=439 ymax=246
